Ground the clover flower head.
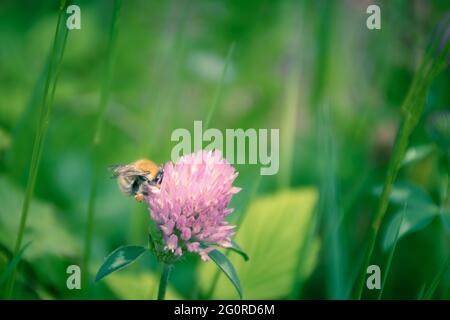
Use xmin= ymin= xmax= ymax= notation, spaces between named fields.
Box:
xmin=146 ymin=150 xmax=241 ymax=261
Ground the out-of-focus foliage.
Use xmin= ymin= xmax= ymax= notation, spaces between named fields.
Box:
xmin=0 ymin=0 xmax=449 ymax=299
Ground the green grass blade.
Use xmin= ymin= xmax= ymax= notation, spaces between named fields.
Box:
xmin=93 ymin=0 xmax=123 ymax=146
xmin=6 ymin=0 xmax=69 ymax=298
xmin=82 ymin=0 xmax=122 ymax=288
xmin=417 ymin=283 xmax=427 ymax=300
xmin=318 ymin=103 xmax=347 ymax=299
xmin=277 ymin=70 xmax=299 ymax=189
xmin=378 ymin=202 xmax=406 ymax=299
xmin=0 ymin=242 xmax=31 ymax=290
xmin=353 ymin=36 xmax=450 ymax=300
xmin=423 ymin=255 xmax=450 ymax=299
xmin=204 ymin=42 xmax=235 ymax=130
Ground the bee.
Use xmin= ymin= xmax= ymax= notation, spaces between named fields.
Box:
xmin=110 ymin=159 xmax=164 ymax=202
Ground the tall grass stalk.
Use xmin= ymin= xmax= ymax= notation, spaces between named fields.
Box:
xmin=318 ymin=103 xmax=347 ymax=299
xmin=277 ymin=71 xmax=299 ymax=189
xmin=423 ymin=255 xmax=450 ymax=299
xmin=353 ymin=39 xmax=450 ymax=299
xmin=6 ymin=0 xmax=70 ymax=298
xmin=276 ymin=0 xmax=304 ymax=190
xmin=203 ymin=42 xmax=235 ymax=130
xmin=290 ymin=205 xmax=318 ymax=299
xmin=82 ymin=0 xmax=122 ymax=288
xmin=377 ymin=203 xmax=406 ymax=299
xmin=416 ymin=283 xmax=427 ymax=300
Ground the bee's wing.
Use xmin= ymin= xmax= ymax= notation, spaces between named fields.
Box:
xmin=108 ymin=164 xmax=147 ymax=179
xmin=108 ymin=164 xmax=125 ymax=178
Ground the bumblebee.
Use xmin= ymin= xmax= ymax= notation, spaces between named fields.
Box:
xmin=110 ymin=159 xmax=163 ymax=202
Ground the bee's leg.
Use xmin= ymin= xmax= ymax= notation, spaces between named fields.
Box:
xmin=134 ymin=193 xmax=145 ymax=202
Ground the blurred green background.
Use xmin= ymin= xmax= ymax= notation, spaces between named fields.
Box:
xmin=0 ymin=0 xmax=449 ymax=299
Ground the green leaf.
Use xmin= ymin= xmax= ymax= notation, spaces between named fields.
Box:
xmin=0 ymin=242 xmax=31 ymax=289
xmin=373 ymin=180 xmax=434 ymax=208
xmin=229 ymin=241 xmax=249 ymax=261
xmin=401 ymin=145 xmax=434 ymax=167
xmin=208 ymin=249 xmax=243 ymax=299
xmin=383 ymin=205 xmax=440 ymax=251
xmin=95 ymin=245 xmax=147 ymax=282
xmin=199 ymin=188 xmax=318 ymax=299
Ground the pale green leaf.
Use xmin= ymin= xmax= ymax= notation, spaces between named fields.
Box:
xmin=401 ymin=145 xmax=434 ymax=167
xmin=199 ymin=188 xmax=318 ymax=299
xmin=383 ymin=205 xmax=440 ymax=251
xmin=0 ymin=242 xmax=31 ymax=288
xmin=373 ymin=180 xmax=433 ymax=208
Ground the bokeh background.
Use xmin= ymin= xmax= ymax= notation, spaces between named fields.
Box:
xmin=0 ymin=0 xmax=449 ymax=299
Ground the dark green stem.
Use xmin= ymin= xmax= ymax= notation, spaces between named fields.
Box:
xmin=157 ymin=263 xmax=173 ymax=300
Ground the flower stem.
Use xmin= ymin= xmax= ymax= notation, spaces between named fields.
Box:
xmin=157 ymin=263 xmax=173 ymax=300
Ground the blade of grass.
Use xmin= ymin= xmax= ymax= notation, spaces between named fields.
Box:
xmin=6 ymin=0 xmax=70 ymax=298
xmin=417 ymin=283 xmax=427 ymax=300
xmin=377 ymin=202 xmax=406 ymax=299
xmin=277 ymin=70 xmax=299 ymax=189
xmin=276 ymin=1 xmax=305 ymax=190
xmin=82 ymin=0 xmax=122 ymax=289
xmin=290 ymin=204 xmax=318 ymax=299
xmin=203 ymin=42 xmax=235 ymax=130
xmin=353 ymin=36 xmax=450 ymax=299
xmin=423 ymin=255 xmax=450 ymax=299
xmin=0 ymin=242 xmax=31 ymax=291
xmin=318 ymin=103 xmax=347 ymax=299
